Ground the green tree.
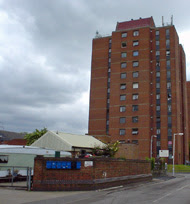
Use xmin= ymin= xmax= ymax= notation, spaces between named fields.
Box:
xmin=24 ymin=128 xmax=47 ymax=145
xmin=93 ymin=141 xmax=119 ymax=157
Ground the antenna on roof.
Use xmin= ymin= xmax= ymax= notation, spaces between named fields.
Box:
xmin=162 ymin=16 xmax=164 ymax=26
xmin=171 ymin=15 xmax=173 ymax=25
xmin=95 ymin=30 xmax=101 ymax=38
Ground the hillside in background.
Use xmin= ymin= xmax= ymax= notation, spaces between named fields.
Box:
xmin=0 ymin=130 xmax=26 ymax=141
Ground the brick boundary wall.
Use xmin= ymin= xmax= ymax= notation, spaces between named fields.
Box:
xmin=33 ymin=156 xmax=152 ymax=191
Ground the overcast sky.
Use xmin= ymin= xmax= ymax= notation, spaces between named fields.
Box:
xmin=0 ymin=0 xmax=190 ymax=134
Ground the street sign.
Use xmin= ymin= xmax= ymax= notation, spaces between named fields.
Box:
xmin=159 ymin=150 xmax=169 ymax=157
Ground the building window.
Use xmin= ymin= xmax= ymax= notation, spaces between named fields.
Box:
xmin=156 ymin=83 xmax=160 ymax=89
xmin=132 ymin=140 xmax=138 ymax=144
xmin=132 ymin=94 xmax=138 ymax=100
xmin=133 ymin=51 xmax=139 ymax=56
xmin=132 ymin=116 xmax=138 ymax=123
xmin=121 ymin=62 xmax=127 ymax=68
xmin=168 ymin=128 xmax=172 ymax=136
xmin=108 ymin=78 xmax=111 ymax=82
xmin=168 ymin=93 xmax=172 ymax=101
xmin=156 ymin=41 xmax=159 ymax=46
xmin=166 ymin=39 xmax=170 ymax=46
xmin=157 ymin=129 xmax=160 ymax=134
xmin=156 ymin=30 xmax=160 ymax=35
xmin=120 ymin=106 xmax=126 ymax=112
xmin=156 ymin=61 xmax=160 ymax=67
xmin=121 ymin=42 xmax=127 ymax=48
xmin=120 ymin=117 xmax=126 ymax=124
xmin=167 ymin=71 xmax=171 ymax=79
xmin=166 ymin=60 xmax=170 ymax=66
xmin=120 ymin=129 xmax=126 ymax=135
xmin=107 ymin=88 xmax=110 ymax=93
xmin=168 ymin=141 xmax=172 ymax=147
xmin=156 ymin=105 xmax=160 ymax=111
xmin=133 ymin=41 xmax=139 ymax=46
xmin=133 ymin=82 xmax=138 ymax=89
xmin=133 ymin=30 xmax=139 ymax=36
xmin=133 ymin=72 xmax=139 ymax=78
xmin=120 ymin=95 xmax=126 ymax=101
xmin=156 ymin=72 xmax=160 ymax=77
xmin=168 ymin=105 xmax=172 ymax=112
xmin=133 ymin=61 xmax=139 ymax=67
xmin=132 ymin=105 xmax=138 ymax=111
xmin=121 ymin=52 xmax=127 ymax=58
xmin=109 ymin=49 xmax=111 ymax=53
xmin=108 ymin=58 xmax=111 ymax=63
xmin=132 ymin=128 xmax=138 ymax=135
xmin=166 ymin=50 xmax=170 ymax=56
xmin=156 ymin=117 xmax=160 ymax=122
xmin=157 ymin=141 xmax=161 ymax=147
xmin=120 ymin=84 xmax=126 ymax=90
xmin=167 ymin=82 xmax=171 ymax=89
xmin=156 ymin=51 xmax=160 ymax=56
xmin=156 ymin=94 xmax=160 ymax=99
xmin=121 ymin=73 xmax=127 ymax=79
xmin=107 ymin=99 xmax=110 ymax=103
xmin=0 ymin=156 xmax=8 ymax=163
xmin=166 ymin=29 xmax=170 ymax=36
xmin=168 ymin=116 xmax=172 ymax=124
xmin=122 ymin=33 xmax=127 ymax=38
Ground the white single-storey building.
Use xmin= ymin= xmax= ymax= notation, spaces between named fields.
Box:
xmin=31 ymin=131 xmax=105 ymax=154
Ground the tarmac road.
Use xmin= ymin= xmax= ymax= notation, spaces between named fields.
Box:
xmin=0 ymin=174 xmax=190 ymax=204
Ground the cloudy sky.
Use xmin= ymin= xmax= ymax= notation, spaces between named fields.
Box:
xmin=0 ymin=0 xmax=190 ymax=134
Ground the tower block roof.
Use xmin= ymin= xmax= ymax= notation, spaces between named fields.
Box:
xmin=116 ymin=17 xmax=155 ymax=31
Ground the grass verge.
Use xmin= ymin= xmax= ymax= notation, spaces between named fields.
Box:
xmin=167 ymin=165 xmax=190 ymax=172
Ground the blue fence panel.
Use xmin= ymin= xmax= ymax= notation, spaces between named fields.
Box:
xmin=76 ymin=161 xmax=81 ymax=169
xmin=46 ymin=161 xmax=52 ymax=169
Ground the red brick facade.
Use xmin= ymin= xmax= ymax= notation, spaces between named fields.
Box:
xmin=33 ymin=156 xmax=151 ymax=191
xmin=88 ymin=17 xmax=189 ymax=164
xmin=0 ymin=139 xmax=27 ymax=145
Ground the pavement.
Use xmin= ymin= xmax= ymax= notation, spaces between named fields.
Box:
xmin=0 ymin=174 xmax=181 ymax=204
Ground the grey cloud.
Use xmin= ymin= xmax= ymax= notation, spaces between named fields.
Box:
xmin=0 ymin=0 xmax=190 ymax=134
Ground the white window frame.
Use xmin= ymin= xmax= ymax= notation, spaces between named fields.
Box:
xmin=133 ymin=30 xmax=139 ymax=36
xmin=122 ymin=33 xmax=127 ymax=38
xmin=133 ymin=51 xmax=139 ymax=57
xmin=132 ymin=94 xmax=138 ymax=100
xmin=120 ymin=106 xmax=126 ymax=112
xmin=133 ymin=82 xmax=139 ymax=89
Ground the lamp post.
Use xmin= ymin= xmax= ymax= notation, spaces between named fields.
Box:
xmin=150 ymin=135 xmax=157 ymax=158
xmin=173 ymin=133 xmax=183 ymax=177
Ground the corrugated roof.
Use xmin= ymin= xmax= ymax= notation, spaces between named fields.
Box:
xmin=0 ymin=145 xmax=71 ymax=156
xmin=51 ymin=131 xmax=105 ymax=149
xmin=116 ymin=17 xmax=155 ymax=31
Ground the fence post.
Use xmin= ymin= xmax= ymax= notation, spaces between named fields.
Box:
xmin=11 ymin=167 xmax=14 ymax=186
xmin=26 ymin=167 xmax=29 ymax=190
xmin=28 ymin=168 xmax=31 ymax=191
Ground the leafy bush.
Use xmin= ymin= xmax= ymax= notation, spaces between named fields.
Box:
xmin=146 ymin=157 xmax=155 ymax=170
xmin=93 ymin=141 xmax=119 ymax=157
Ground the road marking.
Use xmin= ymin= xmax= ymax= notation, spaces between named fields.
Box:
xmin=153 ymin=184 xmax=189 ymax=203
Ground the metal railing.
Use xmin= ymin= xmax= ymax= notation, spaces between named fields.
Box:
xmin=0 ymin=166 xmax=32 ymax=190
